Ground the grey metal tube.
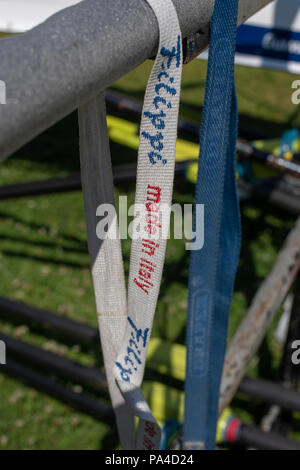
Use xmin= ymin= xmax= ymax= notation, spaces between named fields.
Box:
xmin=0 ymin=0 xmax=273 ymax=160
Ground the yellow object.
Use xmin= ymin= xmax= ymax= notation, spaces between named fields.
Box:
xmin=294 ymin=139 xmax=300 ymax=153
xmin=143 ymin=381 xmax=184 ymax=425
xmin=145 ymin=339 xmax=185 ymax=425
xmin=146 ymin=337 xmax=234 ymax=445
xmin=284 ymin=151 xmax=293 ymax=161
xmin=106 ymin=115 xmax=199 ymax=162
xmin=216 ymin=408 xmax=233 ymax=444
xmin=147 ymin=337 xmax=185 ymax=381
xmin=185 ymin=162 xmax=198 ymax=184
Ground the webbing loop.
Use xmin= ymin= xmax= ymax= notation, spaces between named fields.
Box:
xmin=183 ymin=0 xmax=241 ymax=450
xmin=79 ymin=0 xmax=183 ymax=449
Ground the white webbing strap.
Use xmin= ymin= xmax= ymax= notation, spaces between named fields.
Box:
xmin=78 ymin=94 xmax=135 ymax=450
xmin=79 ymin=0 xmax=182 ymax=450
xmin=113 ymin=0 xmax=183 ymax=449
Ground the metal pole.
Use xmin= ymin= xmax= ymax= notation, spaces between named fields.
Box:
xmin=5 ymin=326 xmax=300 ymax=415
xmin=4 ymin=356 xmax=300 ymax=450
xmin=236 ymin=424 xmax=300 ymax=450
xmin=3 ymin=358 xmax=115 ymax=424
xmin=0 ymin=332 xmax=108 ymax=393
xmin=270 ymin=272 xmax=300 ymax=434
xmin=6 ymin=295 xmax=300 ymax=414
xmin=238 ymin=376 xmax=300 ymax=414
xmin=0 ymin=295 xmax=99 ymax=346
xmin=238 ymin=178 xmax=300 ymax=215
xmin=0 ymin=0 xmax=273 ymax=161
xmin=279 ymin=272 xmax=300 ymax=389
xmin=0 ymin=162 xmax=189 ymax=199
xmin=219 ymin=217 xmax=300 ymax=414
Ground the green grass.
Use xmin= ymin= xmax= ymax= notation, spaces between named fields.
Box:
xmin=0 ymin=57 xmax=299 ymax=449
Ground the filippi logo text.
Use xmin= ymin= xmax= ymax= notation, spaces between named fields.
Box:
xmin=263 ymin=32 xmax=300 ymax=56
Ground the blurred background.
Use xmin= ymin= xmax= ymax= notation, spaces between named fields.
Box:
xmin=0 ymin=0 xmax=300 ymax=450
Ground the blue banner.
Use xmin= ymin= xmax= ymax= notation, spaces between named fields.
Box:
xmin=237 ymin=24 xmax=300 ymax=65
xmin=235 ymin=0 xmax=300 ymax=74
xmin=198 ymin=1 xmax=300 ymax=74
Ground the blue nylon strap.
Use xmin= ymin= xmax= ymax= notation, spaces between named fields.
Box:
xmin=183 ymin=0 xmax=241 ymax=450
